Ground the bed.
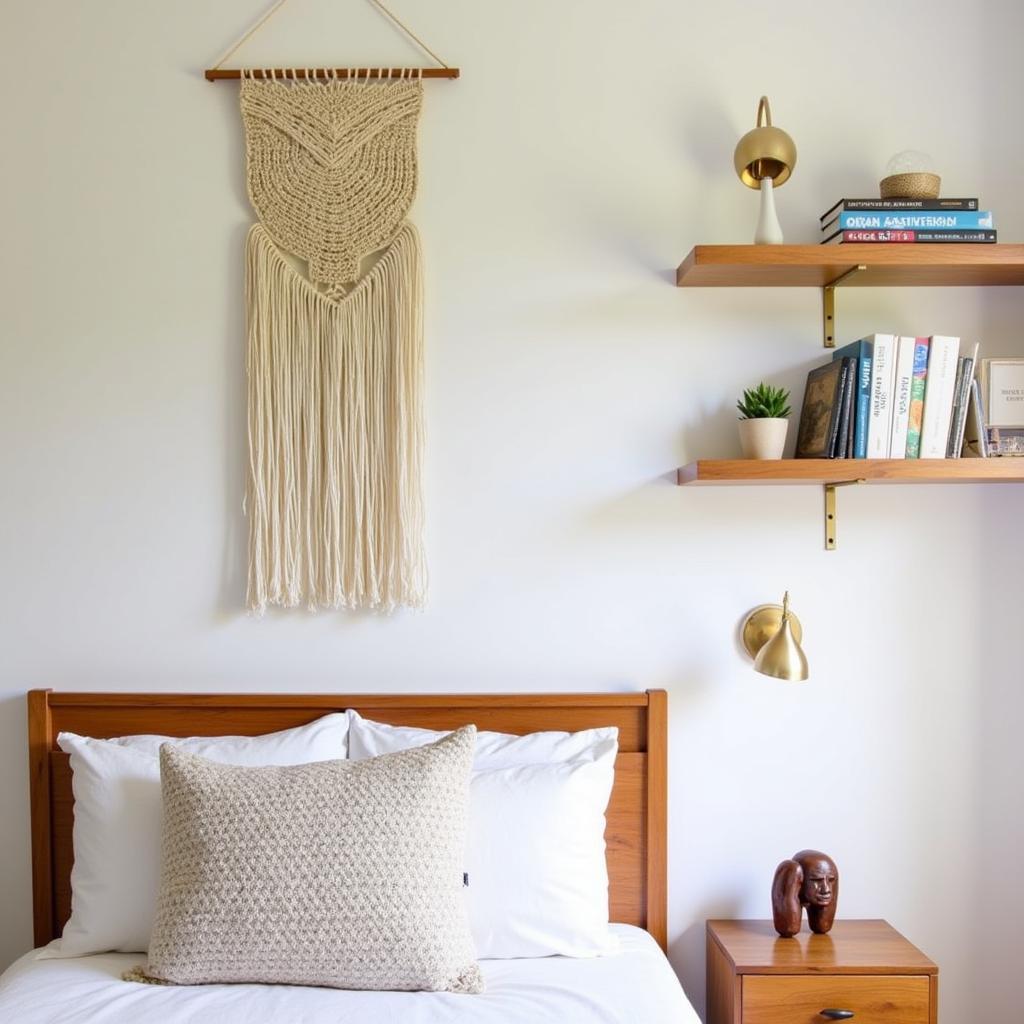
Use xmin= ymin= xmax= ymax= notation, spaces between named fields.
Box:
xmin=3 ymin=689 xmax=699 ymax=1023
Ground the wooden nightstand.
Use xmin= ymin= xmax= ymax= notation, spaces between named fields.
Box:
xmin=706 ymin=919 xmax=938 ymax=1024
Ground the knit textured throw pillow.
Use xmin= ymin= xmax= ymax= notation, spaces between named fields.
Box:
xmin=142 ymin=727 xmax=482 ymax=993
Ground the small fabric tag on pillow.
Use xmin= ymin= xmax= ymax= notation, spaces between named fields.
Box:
xmin=135 ymin=726 xmax=483 ymax=993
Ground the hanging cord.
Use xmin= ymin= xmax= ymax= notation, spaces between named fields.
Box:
xmin=365 ymin=0 xmax=448 ymax=68
xmin=210 ymin=0 xmax=290 ymax=71
xmin=210 ymin=0 xmax=449 ymax=74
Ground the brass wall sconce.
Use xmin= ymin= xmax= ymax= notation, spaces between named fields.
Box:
xmin=741 ymin=591 xmax=809 ymax=681
xmin=733 ymin=96 xmax=797 ymax=244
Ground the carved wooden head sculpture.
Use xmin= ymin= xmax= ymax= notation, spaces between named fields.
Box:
xmin=771 ymin=849 xmax=839 ymax=938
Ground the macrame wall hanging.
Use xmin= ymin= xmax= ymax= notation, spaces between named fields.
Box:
xmin=207 ymin=0 xmax=459 ymax=614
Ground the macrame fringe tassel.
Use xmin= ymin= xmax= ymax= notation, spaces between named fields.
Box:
xmin=245 ymin=222 xmax=426 ymax=613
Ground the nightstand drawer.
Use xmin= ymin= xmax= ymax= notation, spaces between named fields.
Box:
xmin=743 ymin=974 xmax=930 ymax=1024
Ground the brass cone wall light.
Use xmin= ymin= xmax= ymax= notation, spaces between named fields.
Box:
xmin=741 ymin=591 xmax=809 ymax=681
xmin=734 ymin=96 xmax=797 ymax=244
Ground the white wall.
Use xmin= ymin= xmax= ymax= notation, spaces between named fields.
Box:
xmin=2 ymin=1 xmax=1022 ymax=1019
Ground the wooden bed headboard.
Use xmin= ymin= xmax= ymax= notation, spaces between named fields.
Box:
xmin=27 ymin=689 xmax=667 ymax=951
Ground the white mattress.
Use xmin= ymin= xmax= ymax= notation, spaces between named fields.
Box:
xmin=0 ymin=924 xmax=699 ymax=1024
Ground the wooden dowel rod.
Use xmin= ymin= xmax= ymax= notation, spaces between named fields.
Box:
xmin=205 ymin=67 xmax=459 ymax=82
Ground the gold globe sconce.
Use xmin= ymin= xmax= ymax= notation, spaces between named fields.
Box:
xmin=733 ymin=96 xmax=797 ymax=244
xmin=741 ymin=591 xmax=809 ymax=682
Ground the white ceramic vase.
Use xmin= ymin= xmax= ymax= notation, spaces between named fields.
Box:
xmin=754 ymin=176 xmax=784 ymax=244
xmin=738 ymin=418 xmax=788 ymax=459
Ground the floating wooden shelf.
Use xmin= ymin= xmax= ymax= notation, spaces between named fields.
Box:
xmin=677 ymin=459 xmax=1024 ymax=486
xmin=677 ymin=459 xmax=1024 ymax=548
xmin=676 ymin=244 xmax=1024 ymax=289
xmin=673 ymin=244 xmax=1024 ymax=544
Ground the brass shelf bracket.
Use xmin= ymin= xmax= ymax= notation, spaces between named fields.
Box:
xmin=824 ymin=479 xmax=867 ymax=549
xmin=822 ymin=265 xmax=867 ymax=348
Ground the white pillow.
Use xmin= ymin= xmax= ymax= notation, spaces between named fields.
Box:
xmin=468 ymin=758 xmax=618 ymax=958
xmin=347 ymin=710 xmax=617 ymax=768
xmin=348 ymin=712 xmax=619 ymax=959
xmin=43 ymin=713 xmax=349 ymax=958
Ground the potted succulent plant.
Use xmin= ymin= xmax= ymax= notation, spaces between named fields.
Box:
xmin=736 ymin=382 xmax=792 ymax=459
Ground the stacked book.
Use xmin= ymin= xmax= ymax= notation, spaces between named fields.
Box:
xmin=820 ymin=198 xmax=996 ymax=245
xmin=795 ymin=335 xmax=984 ymax=459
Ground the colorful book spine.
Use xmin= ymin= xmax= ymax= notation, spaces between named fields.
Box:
xmin=831 ymin=211 xmax=993 ymax=230
xmin=889 ymin=336 xmax=917 ymax=459
xmin=920 ymin=336 xmax=961 ymax=458
xmin=904 ymin=337 xmax=930 ymax=459
xmin=831 ymin=339 xmax=872 ymax=458
xmin=866 ymin=334 xmax=898 ymax=458
xmin=822 ymin=229 xmax=997 ymax=244
xmin=820 ymin=198 xmax=979 ymax=220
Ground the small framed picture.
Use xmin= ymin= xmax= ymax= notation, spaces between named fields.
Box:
xmin=986 ymin=426 xmax=1024 ymax=456
xmin=981 ymin=358 xmax=1024 ymax=428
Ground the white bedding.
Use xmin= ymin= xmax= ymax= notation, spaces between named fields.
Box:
xmin=0 ymin=925 xmax=698 ymax=1024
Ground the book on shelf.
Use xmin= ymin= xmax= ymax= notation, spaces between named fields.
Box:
xmin=946 ymin=357 xmax=969 ymax=458
xmin=796 ymin=358 xmax=850 ymax=459
xmin=845 ymin=387 xmax=856 ymax=458
xmin=920 ymin=336 xmax=961 ymax=458
xmin=822 ymin=229 xmax=997 ymax=245
xmin=963 ymin=377 xmax=989 ymax=457
xmin=823 ymin=211 xmax=993 ymax=233
xmin=889 ymin=336 xmax=917 ymax=459
xmin=835 ymin=358 xmax=857 ymax=458
xmin=831 ymin=339 xmax=872 ymax=458
xmin=904 ymin=337 xmax=931 ymax=459
xmin=820 ymin=198 xmax=979 ymax=220
xmin=947 ymin=343 xmax=980 ymax=458
xmin=866 ymin=333 xmax=898 ymax=458
xmin=797 ymin=334 xmax=989 ymax=461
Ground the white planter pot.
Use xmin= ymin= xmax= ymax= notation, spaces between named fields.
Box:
xmin=738 ymin=418 xmax=788 ymax=459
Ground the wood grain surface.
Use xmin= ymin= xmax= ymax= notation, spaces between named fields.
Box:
xmin=28 ymin=690 xmax=667 ymax=950
xmin=707 ymin=921 xmax=938 ymax=1024
xmin=707 ymin=920 xmax=937 ymax=975
xmin=676 ymin=244 xmax=1024 ymax=288
xmin=743 ymin=974 xmax=930 ymax=1024
xmin=677 ymin=459 xmax=1024 ymax=486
